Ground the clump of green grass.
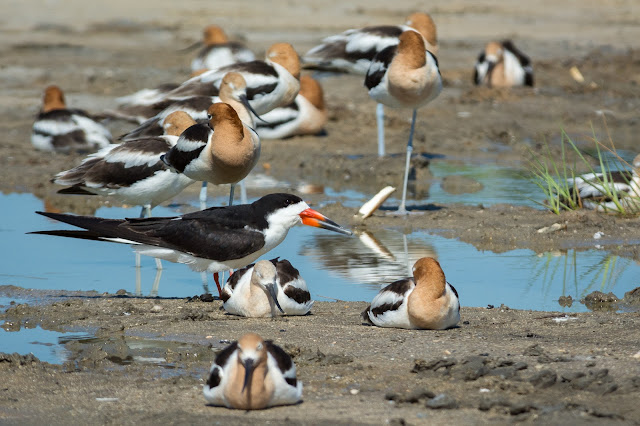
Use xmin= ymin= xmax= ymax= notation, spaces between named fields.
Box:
xmin=527 ymin=129 xmax=640 ymax=215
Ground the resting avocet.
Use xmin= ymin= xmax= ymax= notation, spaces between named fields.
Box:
xmin=189 ymin=25 xmax=255 ymax=72
xmin=32 ymin=85 xmax=112 ymax=153
xmin=563 ymin=153 xmax=640 ymax=212
xmin=362 ymin=257 xmax=460 ymax=329
xmin=221 ymin=258 xmax=313 ymax=317
xmin=474 ymin=40 xmax=534 ymax=88
xmin=203 ymin=333 xmax=302 ymax=409
xmin=256 ymin=75 xmax=328 ymax=140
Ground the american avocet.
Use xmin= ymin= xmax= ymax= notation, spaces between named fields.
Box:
xmin=120 ymin=71 xmax=262 ymax=142
xmin=474 ymin=40 xmax=534 ymax=88
xmin=111 ymin=43 xmax=299 ymax=131
xmin=303 ymin=12 xmax=438 ymax=156
xmin=562 ymin=154 xmax=640 ymax=212
xmin=222 ymin=258 xmax=313 ymax=317
xmin=113 ymin=82 xmax=181 ymax=123
xmin=362 ymin=257 xmax=459 ymax=330
xmin=31 ymin=193 xmax=352 ymax=297
xmin=53 ymin=111 xmax=197 ymax=219
xmin=151 ymin=43 xmax=300 ymax=117
xmin=256 ymin=75 xmax=328 ymax=140
xmin=203 ymin=333 xmax=302 ymax=409
xmin=119 ymin=96 xmax=216 ymax=141
xmin=32 ymin=85 xmax=112 ymax=153
xmin=365 ymin=30 xmax=442 ymax=214
xmin=160 ymin=99 xmax=260 ymax=207
xmin=189 ymin=25 xmax=255 ymax=72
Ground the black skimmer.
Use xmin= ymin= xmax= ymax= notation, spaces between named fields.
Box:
xmin=188 ymin=25 xmax=255 ymax=72
xmin=303 ymin=12 xmax=438 ymax=157
xmin=31 ymin=85 xmax=112 ymax=153
xmin=30 ymin=193 xmax=352 ymax=296
xmin=256 ymin=75 xmax=328 ymax=140
xmin=362 ymin=257 xmax=460 ymax=330
xmin=474 ymin=40 xmax=534 ymax=88
xmin=221 ymin=258 xmax=313 ymax=317
xmin=365 ymin=30 xmax=442 ymax=214
xmin=203 ymin=333 xmax=302 ymax=409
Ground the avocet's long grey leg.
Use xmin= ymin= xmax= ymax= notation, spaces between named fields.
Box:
xmin=376 ymin=103 xmax=385 ymax=157
xmin=200 ymin=181 xmax=208 ymax=210
xmin=229 ymin=183 xmax=236 ymax=206
xmin=239 ymin=179 xmax=247 ymax=204
xmin=397 ymin=109 xmax=417 ymax=214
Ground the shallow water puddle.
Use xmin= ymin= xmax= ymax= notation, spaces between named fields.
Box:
xmin=0 ymin=326 xmax=93 ymax=364
xmin=2 ymin=192 xmax=639 ymax=312
xmin=426 ymin=160 xmax=542 ymax=208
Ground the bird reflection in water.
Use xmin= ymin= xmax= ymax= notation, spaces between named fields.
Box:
xmin=300 ymin=229 xmax=437 ymax=289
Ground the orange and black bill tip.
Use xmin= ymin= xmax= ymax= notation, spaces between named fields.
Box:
xmin=300 ymin=208 xmax=352 ymax=235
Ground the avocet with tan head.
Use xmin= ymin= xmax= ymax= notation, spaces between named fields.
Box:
xmin=222 ymin=258 xmax=313 ymax=317
xmin=190 ymin=25 xmax=255 ymax=72
xmin=256 ymin=75 xmax=328 ymax=140
xmin=362 ymin=257 xmax=459 ymax=330
xmin=203 ymin=333 xmax=302 ymax=409
xmin=303 ymin=12 xmax=438 ymax=157
xmin=365 ymin=30 xmax=442 ymax=214
xmin=32 ymin=85 xmax=112 ymax=153
xmin=474 ymin=40 xmax=534 ymax=88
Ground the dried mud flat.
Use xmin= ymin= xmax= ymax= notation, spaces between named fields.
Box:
xmin=2 ymin=0 xmax=640 ymax=424
xmin=1 ymin=289 xmax=640 ymax=425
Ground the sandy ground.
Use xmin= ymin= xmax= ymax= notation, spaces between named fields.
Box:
xmin=1 ymin=0 xmax=640 ymax=424
xmin=1 ymin=288 xmax=640 ymax=425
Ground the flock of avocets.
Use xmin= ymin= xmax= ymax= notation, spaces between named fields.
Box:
xmin=28 ymin=12 xmax=639 ymax=410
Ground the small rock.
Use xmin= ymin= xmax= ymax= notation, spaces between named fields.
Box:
xmin=523 ymin=344 xmax=545 ymax=357
xmin=349 ymin=388 xmax=359 ymax=395
xmin=488 ymin=366 xmax=516 ymax=379
xmin=412 ymin=358 xmax=456 ymax=373
xmin=582 ymin=291 xmax=618 ymax=303
xmin=581 ymin=291 xmax=619 ymax=311
xmin=384 ymin=391 xmax=400 ymax=402
xmin=150 ymin=305 xmax=163 ymax=313
xmin=387 ymin=418 xmax=406 ymax=426
xmin=115 ymin=289 xmax=127 ymax=296
xmin=529 ymin=370 xmax=557 ymax=388
xmin=558 ymin=295 xmax=573 ymax=307
xmin=404 ymin=388 xmax=435 ymax=403
xmin=513 ymin=362 xmax=528 ymax=371
xmin=509 ymin=402 xmax=534 ymax=415
xmin=536 ymin=223 xmax=567 ymax=234
xmin=478 ymin=396 xmax=508 ymax=411
xmin=560 ymin=371 xmax=586 ymax=382
xmin=426 ymin=393 xmax=458 ymax=409
xmin=623 ymin=287 xmax=640 ymax=305
xmin=453 ymin=357 xmax=489 ymax=381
